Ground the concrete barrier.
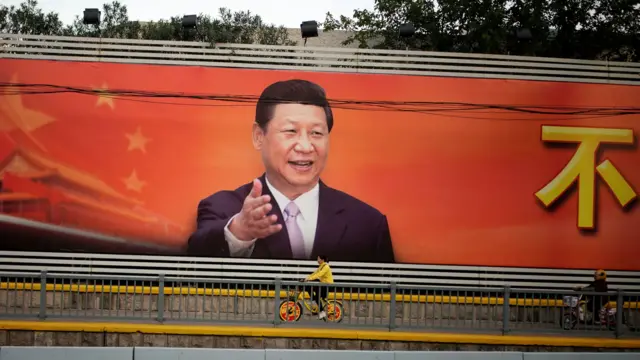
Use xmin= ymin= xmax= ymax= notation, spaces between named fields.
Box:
xmin=263 ymin=349 xmax=395 ymax=360
xmin=522 ymin=355 xmax=640 ymax=359
xmin=0 ymin=346 xmax=133 ymax=360
xmin=0 ymin=347 xmax=639 ymax=360
xmin=135 ymin=348 xmax=265 ymax=360
xmin=394 ymin=352 xmax=523 ymax=360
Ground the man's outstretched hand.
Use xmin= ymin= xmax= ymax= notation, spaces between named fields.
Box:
xmin=229 ymin=178 xmax=282 ymax=241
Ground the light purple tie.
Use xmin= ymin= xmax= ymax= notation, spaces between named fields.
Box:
xmin=284 ymin=202 xmax=306 ymax=259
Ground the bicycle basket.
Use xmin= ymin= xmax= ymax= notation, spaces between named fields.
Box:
xmin=563 ymin=296 xmax=579 ymax=307
xmin=286 ymin=288 xmax=299 ymax=301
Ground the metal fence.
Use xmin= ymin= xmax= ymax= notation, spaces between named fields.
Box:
xmin=0 ymin=272 xmax=638 ymax=338
xmin=2 ymin=33 xmax=640 ymax=86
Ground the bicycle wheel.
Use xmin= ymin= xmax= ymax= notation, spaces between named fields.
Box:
xmin=278 ymin=300 xmax=302 ymax=322
xmin=324 ymin=301 xmax=344 ymax=323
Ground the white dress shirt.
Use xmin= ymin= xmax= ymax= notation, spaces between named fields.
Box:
xmin=224 ymin=177 xmax=319 ymax=258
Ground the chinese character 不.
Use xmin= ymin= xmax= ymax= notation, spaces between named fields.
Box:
xmin=535 ymin=125 xmax=637 ymax=230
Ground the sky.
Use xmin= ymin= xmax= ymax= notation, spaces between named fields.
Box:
xmin=3 ymin=0 xmax=376 ymax=28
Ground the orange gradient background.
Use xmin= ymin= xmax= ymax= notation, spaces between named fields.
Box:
xmin=1 ymin=58 xmax=639 ymax=270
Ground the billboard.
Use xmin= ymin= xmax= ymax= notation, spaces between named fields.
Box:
xmin=0 ymin=58 xmax=639 ymax=270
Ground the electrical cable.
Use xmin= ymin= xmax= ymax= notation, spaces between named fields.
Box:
xmin=1 ymin=82 xmax=639 ymax=118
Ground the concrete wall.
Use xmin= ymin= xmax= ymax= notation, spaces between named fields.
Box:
xmin=0 ymin=347 xmax=639 ymax=360
xmin=0 ymin=330 xmax=637 ymax=353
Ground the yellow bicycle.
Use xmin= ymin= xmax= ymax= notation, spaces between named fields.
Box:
xmin=278 ymin=282 xmax=344 ymax=323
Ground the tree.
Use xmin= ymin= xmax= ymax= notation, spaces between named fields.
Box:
xmin=135 ymin=8 xmax=295 ymax=45
xmin=323 ymin=0 xmax=640 ymax=61
xmin=0 ymin=0 xmax=64 ymax=36
xmin=1 ymin=0 xmax=296 ymax=46
xmin=62 ymin=1 xmax=142 ymax=39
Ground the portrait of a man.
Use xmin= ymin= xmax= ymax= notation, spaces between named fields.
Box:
xmin=187 ymin=79 xmax=395 ymax=263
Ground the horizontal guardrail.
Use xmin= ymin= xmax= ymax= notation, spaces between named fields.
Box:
xmin=0 ymin=272 xmax=638 ymax=337
xmin=1 ymin=33 xmax=640 ymax=85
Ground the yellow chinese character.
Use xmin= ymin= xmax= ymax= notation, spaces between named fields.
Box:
xmin=535 ymin=126 xmax=637 ymax=229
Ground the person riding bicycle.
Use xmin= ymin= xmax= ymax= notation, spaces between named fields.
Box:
xmin=301 ymin=255 xmax=333 ymax=320
xmin=573 ymin=269 xmax=610 ymax=321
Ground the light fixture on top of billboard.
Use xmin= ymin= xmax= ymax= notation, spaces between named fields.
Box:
xmin=399 ymin=23 xmax=416 ymax=38
xmin=83 ymin=8 xmax=101 ymax=26
xmin=182 ymin=15 xmax=197 ymax=29
xmin=300 ymin=21 xmax=319 ymax=39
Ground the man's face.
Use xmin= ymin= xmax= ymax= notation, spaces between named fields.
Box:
xmin=253 ymin=103 xmax=329 ymax=194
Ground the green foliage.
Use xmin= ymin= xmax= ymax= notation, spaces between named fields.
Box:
xmin=323 ymin=0 xmax=640 ymax=61
xmin=0 ymin=0 xmax=296 ymax=46
xmin=0 ymin=0 xmax=63 ymax=35
xmin=3 ymin=0 xmax=637 ymax=60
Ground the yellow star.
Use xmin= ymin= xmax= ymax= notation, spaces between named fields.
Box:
xmin=94 ymin=83 xmax=115 ymax=109
xmin=125 ymin=126 xmax=151 ymax=153
xmin=123 ymin=169 xmax=146 ymax=193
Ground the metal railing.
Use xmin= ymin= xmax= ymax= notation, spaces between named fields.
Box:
xmin=2 ymin=33 xmax=640 ymax=85
xmin=0 ymin=272 xmax=638 ymax=338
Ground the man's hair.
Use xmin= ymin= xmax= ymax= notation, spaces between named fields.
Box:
xmin=255 ymin=79 xmax=334 ymax=132
xmin=318 ymin=255 xmax=329 ymax=262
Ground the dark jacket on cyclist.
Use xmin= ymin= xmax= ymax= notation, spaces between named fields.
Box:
xmin=577 ymin=270 xmax=610 ymax=320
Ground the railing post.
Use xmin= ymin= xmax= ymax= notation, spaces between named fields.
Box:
xmin=157 ymin=274 xmax=165 ymax=323
xmin=273 ymin=278 xmax=282 ymax=326
xmin=38 ymin=270 xmax=47 ymax=320
xmin=389 ymin=281 xmax=397 ymax=330
xmin=615 ymin=288 xmax=624 ymax=338
xmin=502 ymin=285 xmax=510 ymax=335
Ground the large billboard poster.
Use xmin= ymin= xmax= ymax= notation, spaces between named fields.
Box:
xmin=0 ymin=58 xmax=638 ymax=270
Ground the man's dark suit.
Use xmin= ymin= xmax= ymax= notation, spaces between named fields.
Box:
xmin=187 ymin=174 xmax=395 ymax=263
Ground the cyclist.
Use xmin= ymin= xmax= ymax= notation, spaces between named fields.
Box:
xmin=574 ymin=269 xmax=610 ymax=321
xmin=302 ymin=255 xmax=333 ymax=320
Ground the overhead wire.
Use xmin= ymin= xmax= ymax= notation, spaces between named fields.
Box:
xmin=1 ymin=82 xmax=639 ymax=118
